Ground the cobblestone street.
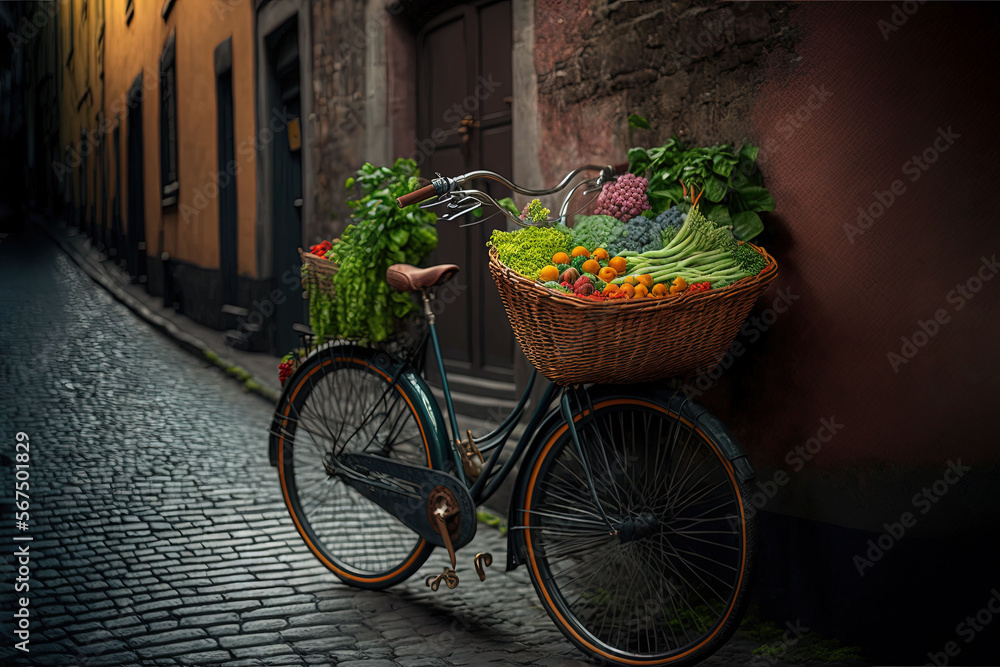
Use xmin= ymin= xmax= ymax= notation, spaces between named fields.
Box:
xmin=0 ymin=227 xmax=850 ymax=667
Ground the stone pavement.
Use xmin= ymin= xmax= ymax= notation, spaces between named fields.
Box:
xmin=0 ymin=223 xmax=867 ymax=666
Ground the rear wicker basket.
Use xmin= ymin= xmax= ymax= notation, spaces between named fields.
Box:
xmin=488 ymin=245 xmax=778 ymax=385
xmin=299 ymin=248 xmax=337 ymax=298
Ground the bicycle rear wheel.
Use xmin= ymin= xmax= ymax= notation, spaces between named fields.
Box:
xmin=521 ymin=395 xmax=756 ymax=666
xmin=275 ymin=345 xmax=435 ymax=589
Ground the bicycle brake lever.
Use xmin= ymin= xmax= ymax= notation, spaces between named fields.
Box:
xmin=418 ymin=194 xmax=454 ymax=210
xmin=437 ymin=195 xmax=485 ymax=221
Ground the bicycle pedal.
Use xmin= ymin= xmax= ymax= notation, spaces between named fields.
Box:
xmin=425 ymin=566 xmax=459 ymax=591
xmin=474 ymin=552 xmax=493 ymax=581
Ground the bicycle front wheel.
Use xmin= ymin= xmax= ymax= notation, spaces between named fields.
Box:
xmin=275 ymin=345 xmax=435 ymax=589
xmin=521 ymin=395 xmax=756 ymax=666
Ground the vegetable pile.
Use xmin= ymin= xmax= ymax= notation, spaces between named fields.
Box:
xmin=303 ymin=158 xmax=438 ymax=343
xmin=626 ymin=129 xmax=775 ymax=241
xmin=487 ymin=226 xmax=573 ymax=281
xmin=489 ymin=158 xmax=771 ymax=302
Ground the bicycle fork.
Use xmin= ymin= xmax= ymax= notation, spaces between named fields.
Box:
xmin=559 ymin=389 xmax=620 ymax=538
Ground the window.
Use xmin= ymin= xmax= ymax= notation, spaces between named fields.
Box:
xmin=126 ymin=0 xmax=134 ymax=25
xmin=162 ymin=0 xmax=178 ymax=21
xmin=159 ymin=33 xmax=178 ymax=206
xmin=66 ymin=0 xmax=75 ymax=65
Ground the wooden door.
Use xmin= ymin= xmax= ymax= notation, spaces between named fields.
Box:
xmin=266 ymin=18 xmax=304 ymax=355
xmin=126 ymin=76 xmax=147 ymax=284
xmin=417 ymin=1 xmax=514 ymax=381
xmin=216 ymin=67 xmax=238 ymax=306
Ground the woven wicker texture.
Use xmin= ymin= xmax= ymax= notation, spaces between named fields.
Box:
xmin=488 ymin=245 xmax=778 ymax=385
xmin=299 ymin=248 xmax=337 ymax=298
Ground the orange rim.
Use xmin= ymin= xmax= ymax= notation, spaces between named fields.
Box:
xmin=277 ymin=354 xmax=432 ymax=584
xmin=523 ymin=398 xmax=748 ymax=665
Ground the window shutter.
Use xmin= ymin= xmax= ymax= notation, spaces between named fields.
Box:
xmin=159 ymin=33 xmax=178 ymax=206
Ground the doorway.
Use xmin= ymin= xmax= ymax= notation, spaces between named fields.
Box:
xmin=416 ymin=1 xmax=514 ymax=383
xmin=126 ymin=75 xmax=147 ymax=284
xmin=265 ymin=17 xmax=305 ymax=354
xmin=216 ymin=57 xmax=238 ymax=307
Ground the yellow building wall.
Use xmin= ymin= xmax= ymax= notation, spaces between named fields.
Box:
xmin=89 ymin=0 xmax=257 ymax=276
xmin=58 ymin=0 xmax=104 ymax=226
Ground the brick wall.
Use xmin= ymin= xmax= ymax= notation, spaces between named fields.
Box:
xmin=310 ymin=0 xmax=369 ymax=238
xmin=533 ymin=0 xmax=798 ymax=183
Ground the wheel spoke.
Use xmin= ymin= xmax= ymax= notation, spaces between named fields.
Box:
xmin=279 ymin=353 xmax=430 ymax=583
xmin=524 ymin=400 xmax=751 ymax=662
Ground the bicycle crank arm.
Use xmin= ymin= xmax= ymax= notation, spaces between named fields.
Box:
xmin=336 ymin=453 xmax=478 ymax=551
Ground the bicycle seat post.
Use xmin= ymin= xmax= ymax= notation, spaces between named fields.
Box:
xmin=421 ymin=288 xmax=465 ymax=480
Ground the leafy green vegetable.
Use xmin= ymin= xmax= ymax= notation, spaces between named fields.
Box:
xmin=568 ymin=215 xmax=628 ymax=253
xmin=487 ymin=226 xmax=572 ymax=280
xmin=628 ymin=114 xmax=651 ymax=130
xmin=627 ymin=132 xmax=774 ymax=241
xmin=325 ymin=159 xmax=438 ymax=342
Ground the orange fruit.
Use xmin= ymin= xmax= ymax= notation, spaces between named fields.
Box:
xmin=634 ymin=284 xmax=649 ymax=298
xmin=619 ymin=283 xmax=636 ymax=298
xmin=598 ymin=266 xmax=617 ymax=283
xmin=602 ymin=283 xmax=619 ymax=296
xmin=651 ymin=283 xmax=668 ymax=297
xmin=552 ymin=252 xmax=570 ymax=265
xmin=636 ymin=274 xmax=653 ymax=289
xmin=539 ymin=265 xmax=559 ymax=282
xmin=571 ymin=246 xmax=591 ymax=258
xmin=592 ymin=248 xmax=610 ymax=261
xmin=581 ymin=259 xmax=601 ymax=275
xmin=609 ymin=257 xmax=627 ymax=274
xmin=622 ymin=275 xmax=636 ymax=286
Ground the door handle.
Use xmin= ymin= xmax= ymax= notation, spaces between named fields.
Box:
xmin=293 ymin=198 xmax=303 ymax=208
xmin=456 ymin=115 xmax=479 ymax=145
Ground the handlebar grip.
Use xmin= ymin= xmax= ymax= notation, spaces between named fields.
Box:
xmin=612 ymin=161 xmax=631 ymax=175
xmin=397 ymin=184 xmax=438 ymax=208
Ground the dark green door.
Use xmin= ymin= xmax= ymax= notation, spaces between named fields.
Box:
xmin=216 ymin=67 xmax=238 ymax=306
xmin=266 ymin=18 xmax=304 ymax=355
xmin=126 ymin=75 xmax=147 ymax=284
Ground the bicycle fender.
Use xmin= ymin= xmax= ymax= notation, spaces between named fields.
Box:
xmin=505 ymin=385 xmax=755 ymax=571
xmin=268 ymin=344 xmax=451 ymax=472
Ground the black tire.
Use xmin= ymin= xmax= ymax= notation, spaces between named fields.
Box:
xmin=275 ymin=345 xmax=435 ymax=589
xmin=520 ymin=394 xmax=756 ymax=665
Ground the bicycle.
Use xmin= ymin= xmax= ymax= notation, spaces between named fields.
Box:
xmin=269 ymin=164 xmax=760 ymax=666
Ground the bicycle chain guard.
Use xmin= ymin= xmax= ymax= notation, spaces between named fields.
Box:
xmin=336 ymin=453 xmax=478 ymax=552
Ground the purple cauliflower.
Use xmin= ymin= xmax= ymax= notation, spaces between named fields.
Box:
xmin=594 ymin=173 xmax=652 ymax=222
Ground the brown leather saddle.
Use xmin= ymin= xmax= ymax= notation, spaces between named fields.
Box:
xmin=386 ymin=264 xmax=460 ymax=292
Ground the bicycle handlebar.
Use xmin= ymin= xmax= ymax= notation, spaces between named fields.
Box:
xmin=397 ymin=184 xmax=438 ymax=208
xmin=394 ymin=162 xmax=634 ymax=210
